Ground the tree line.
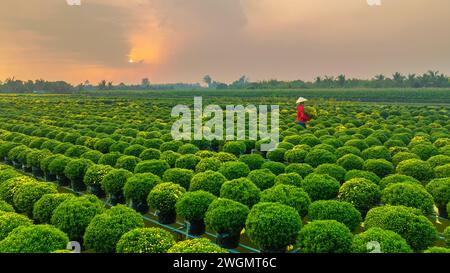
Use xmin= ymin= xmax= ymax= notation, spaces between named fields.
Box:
xmin=0 ymin=70 xmax=449 ymax=93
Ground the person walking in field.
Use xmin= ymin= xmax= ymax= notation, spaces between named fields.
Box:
xmin=296 ymin=97 xmax=312 ymax=128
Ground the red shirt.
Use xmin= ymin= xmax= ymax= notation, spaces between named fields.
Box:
xmin=297 ymin=105 xmax=311 ymax=123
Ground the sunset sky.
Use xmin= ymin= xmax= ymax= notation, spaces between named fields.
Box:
xmin=0 ymin=0 xmax=449 ymax=84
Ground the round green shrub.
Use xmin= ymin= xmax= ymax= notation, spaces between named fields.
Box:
xmin=48 ymin=155 xmax=72 ymax=176
xmin=115 ymin=156 xmax=141 ymax=172
xmin=239 ymin=154 xmax=265 ymax=170
xmin=176 ymin=191 xmax=216 ymax=221
xmin=261 ymin=161 xmax=285 ymax=175
xmin=379 ymin=174 xmax=421 ymax=190
xmin=345 ymin=139 xmax=369 ymax=151
xmin=261 ymin=184 xmax=311 ymax=217
xmin=0 ymin=225 xmax=69 ymax=253
xmin=425 ymin=178 xmax=450 ymax=214
xmin=427 ymin=155 xmax=450 ymax=168
xmin=363 ymin=159 xmax=394 ymax=178
xmin=444 ymin=226 xmax=450 ymax=246
xmin=284 ymin=149 xmax=308 ymax=164
xmin=51 ymin=195 xmax=105 ymax=241
xmin=64 ymin=145 xmax=90 ymax=158
xmin=0 ymin=200 xmax=14 ymax=213
xmin=246 ymin=169 xmax=276 ymax=191
xmin=223 ymin=141 xmax=246 ymax=156
xmin=33 ymin=193 xmax=75 ymax=224
xmin=338 ymin=178 xmax=381 ymax=213
xmin=116 ymin=227 xmax=175 ymax=253
xmin=213 ymin=152 xmax=238 ymax=163
xmin=314 ymin=164 xmax=346 ymax=182
xmin=168 ymin=238 xmax=228 ymax=253
xmin=190 ymin=171 xmax=227 ymax=196
xmin=81 ymin=150 xmax=103 ymax=164
xmin=285 ymin=163 xmax=313 ymax=178
xmin=98 ymin=152 xmax=122 ymax=167
xmin=13 ymin=182 xmax=58 ymax=217
xmin=275 ymin=173 xmax=303 ymax=188
xmin=435 ymin=164 xmax=450 ymax=178
xmin=163 ymin=168 xmax=194 ymax=190
xmin=344 ymin=170 xmax=380 ymax=184
xmin=336 ymin=146 xmax=361 ymax=158
xmin=297 ymin=220 xmax=353 ymax=253
xmin=0 ymin=176 xmax=36 ymax=204
xmin=308 ymin=200 xmax=362 ymax=231
xmin=26 ymin=149 xmax=51 ymax=168
xmin=83 ymin=164 xmax=114 ymax=187
xmin=246 ymin=202 xmax=301 ymax=252
xmin=147 ymin=182 xmax=186 ymax=214
xmin=175 ymin=154 xmax=201 ymax=170
xmin=135 ymin=160 xmax=170 ymax=177
xmin=301 ymin=173 xmax=340 ymax=201
xmin=411 ymin=143 xmax=439 ymax=160
xmin=361 ymin=146 xmax=391 ymax=161
xmin=0 ymin=212 xmax=33 ymax=240
xmin=101 ymin=169 xmax=133 ymax=197
xmin=423 ymin=247 xmax=450 ymax=253
xmin=364 ymin=205 xmax=438 ymax=251
xmin=40 ymin=154 xmax=60 ymax=175
xmin=218 ymin=161 xmax=250 ymax=180
xmin=195 ymin=157 xmax=222 ymax=172
xmin=305 ymin=149 xmax=337 ymax=167
xmin=0 ymin=169 xmax=20 ymax=184
xmin=205 ymin=198 xmax=249 ymax=235
xmin=337 ymin=154 xmax=364 ymax=170
xmin=220 ymin=178 xmax=260 ymax=208
xmin=267 ymin=148 xmax=287 ymax=162
xmin=139 ymin=148 xmax=161 ymax=160
xmin=84 ymin=205 xmax=144 ymax=253
xmin=396 ymin=159 xmax=434 ymax=183
xmin=381 ymin=183 xmax=434 ymax=215
xmin=124 ymin=173 xmax=160 ymax=204
xmin=177 ymin=144 xmax=200 ymax=155
xmin=392 ymin=152 xmax=420 ymax=166
xmin=94 ymin=138 xmax=115 ymax=153
xmin=351 ymin=227 xmax=412 ymax=253
xmin=64 ymin=158 xmax=94 ymax=182
xmin=124 ymin=144 xmax=146 ymax=157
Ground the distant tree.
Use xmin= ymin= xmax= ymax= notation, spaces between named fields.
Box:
xmin=141 ymin=78 xmax=150 ymax=88
xmin=107 ymin=81 xmax=113 ymax=90
xmin=337 ymin=75 xmax=346 ymax=87
xmin=98 ymin=80 xmax=107 ymax=90
xmin=203 ymin=75 xmax=212 ymax=87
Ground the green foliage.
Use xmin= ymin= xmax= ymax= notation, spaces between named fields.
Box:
xmin=351 ymin=228 xmax=412 ymax=253
xmin=223 ymin=141 xmax=246 ymax=156
xmin=48 ymin=155 xmax=72 ymax=176
xmin=51 ymin=195 xmax=105 ymax=241
xmin=284 ymin=149 xmax=308 ymax=164
xmin=435 ymin=164 xmax=450 ymax=178
xmin=337 ymin=154 xmax=364 ymax=170
xmin=427 ymin=154 xmax=450 ymax=168
xmin=116 ymin=227 xmax=175 ymax=253
xmin=205 ymin=198 xmax=249 ymax=235
xmin=305 ymin=149 xmax=337 ymax=167
xmin=101 ymin=169 xmax=133 ymax=196
xmin=425 ymin=178 xmax=450 ymax=211
xmin=177 ymin=144 xmax=200 ymax=155
xmin=83 ymin=164 xmax=114 ymax=187
xmin=147 ymin=182 xmax=186 ymax=214
xmin=219 ymin=161 xmax=250 ymax=180
xmin=285 ymin=163 xmax=314 ymax=178
xmin=308 ymin=200 xmax=362 ymax=230
xmin=0 ymin=176 xmax=37 ymax=204
xmin=338 ymin=178 xmax=381 ymax=213
xmin=115 ymin=155 xmax=141 ymax=172
xmin=0 ymin=200 xmax=14 ymax=212
xmin=13 ymin=182 xmax=58 ymax=216
xmin=123 ymin=173 xmax=160 ymax=203
xmin=0 ymin=225 xmax=69 ymax=253
xmin=314 ymin=164 xmax=347 ymax=182
xmin=379 ymin=174 xmax=421 ymax=190
xmin=81 ymin=150 xmax=103 ymax=164
xmin=444 ymin=226 xmax=450 ymax=246
xmin=423 ymin=247 xmax=450 ymax=253
xmin=246 ymin=169 xmax=276 ymax=190
xmin=246 ymin=202 xmax=302 ymax=251
xmin=98 ymin=152 xmax=122 ymax=167
xmin=261 ymin=184 xmax=311 ymax=217
xmin=396 ymin=159 xmax=434 ymax=183
xmin=381 ymin=183 xmax=434 ymax=215
xmin=219 ymin=178 xmax=260 ymax=208
xmin=392 ymin=152 xmax=420 ymax=166
xmin=361 ymin=146 xmax=391 ymax=161
xmin=33 ymin=193 xmax=75 ymax=224
xmin=168 ymin=238 xmax=228 ymax=253
xmin=239 ymin=154 xmax=266 ymax=170
xmin=124 ymin=144 xmax=146 ymax=157
xmin=176 ymin=191 xmax=216 ymax=221
xmin=84 ymin=205 xmax=144 ymax=253
xmin=411 ymin=143 xmax=439 ymax=160
xmin=363 ymin=159 xmax=394 ymax=178
xmin=364 ymin=205 xmax=438 ymax=251
xmin=301 ymin=173 xmax=340 ymax=201
xmin=190 ymin=171 xmax=227 ymax=196
xmin=163 ymin=168 xmax=194 ymax=190
xmin=275 ymin=173 xmax=303 ymax=188
xmin=64 ymin=158 xmax=93 ymax=182
xmin=175 ymin=154 xmax=201 ymax=170
xmin=267 ymin=148 xmax=287 ymax=162
xmin=344 ymin=170 xmax=380 ymax=184
xmin=135 ymin=160 xmax=170 ymax=177
xmin=261 ymin=161 xmax=285 ymax=175
xmin=0 ymin=212 xmax=33 ymax=240
xmin=297 ymin=220 xmax=353 ymax=253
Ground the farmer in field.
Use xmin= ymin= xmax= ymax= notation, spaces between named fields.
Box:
xmin=296 ymin=97 xmax=312 ymax=128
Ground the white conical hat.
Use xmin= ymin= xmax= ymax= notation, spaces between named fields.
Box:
xmin=296 ymin=97 xmax=308 ymax=103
